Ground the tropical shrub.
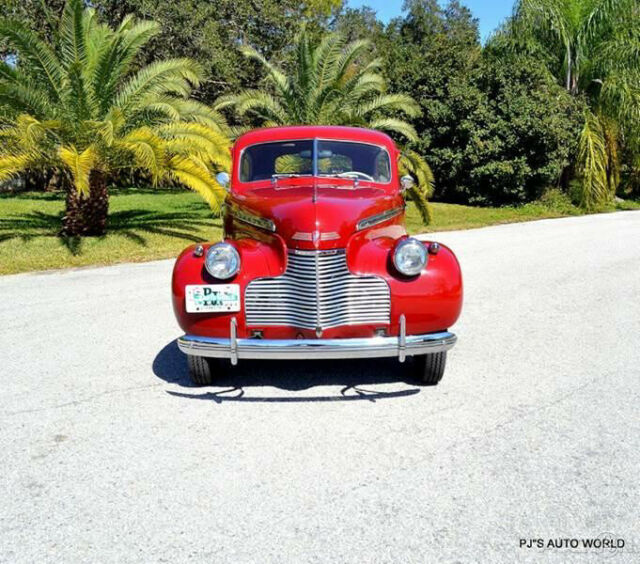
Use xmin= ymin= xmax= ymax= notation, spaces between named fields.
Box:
xmin=505 ymin=0 xmax=640 ymax=208
xmin=0 ymin=0 xmax=230 ymax=235
xmin=433 ymin=53 xmax=583 ymax=205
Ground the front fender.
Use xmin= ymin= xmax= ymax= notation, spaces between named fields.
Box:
xmin=347 ymin=233 xmax=463 ymax=336
xmin=172 ymin=237 xmax=286 ymax=338
xmin=173 ymin=233 xmax=463 ymax=340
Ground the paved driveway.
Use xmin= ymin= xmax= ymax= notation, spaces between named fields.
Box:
xmin=1 ymin=211 xmax=639 ymax=563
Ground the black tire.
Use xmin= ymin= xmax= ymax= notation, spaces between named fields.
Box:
xmin=187 ymin=355 xmax=216 ymax=386
xmin=413 ymin=351 xmax=447 ymax=385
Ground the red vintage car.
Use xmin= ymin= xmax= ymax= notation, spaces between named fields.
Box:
xmin=172 ymin=126 xmax=463 ymax=386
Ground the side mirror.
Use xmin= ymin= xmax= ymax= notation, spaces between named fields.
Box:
xmin=400 ymin=175 xmax=414 ymax=192
xmin=216 ymin=171 xmax=230 ymax=191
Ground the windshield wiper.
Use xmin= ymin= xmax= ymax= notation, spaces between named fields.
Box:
xmin=271 ymin=173 xmax=311 ymax=187
xmin=317 ymin=173 xmax=360 ymax=188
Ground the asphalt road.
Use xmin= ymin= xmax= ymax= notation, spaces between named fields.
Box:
xmin=1 ymin=211 xmax=639 ymax=563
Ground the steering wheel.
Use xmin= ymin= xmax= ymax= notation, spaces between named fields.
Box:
xmin=337 ymin=171 xmax=375 ymax=182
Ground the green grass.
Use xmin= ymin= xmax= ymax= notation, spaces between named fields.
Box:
xmin=0 ymin=188 xmax=222 ymax=275
xmin=408 ymin=190 xmax=640 ymax=233
xmin=1 ymin=188 xmax=638 ymax=275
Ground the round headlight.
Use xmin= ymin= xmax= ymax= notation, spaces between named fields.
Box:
xmin=393 ymin=238 xmax=428 ymax=276
xmin=204 ymin=242 xmax=240 ymax=279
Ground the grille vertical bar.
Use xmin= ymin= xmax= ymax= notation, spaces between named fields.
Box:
xmin=245 ymin=250 xmax=390 ymax=329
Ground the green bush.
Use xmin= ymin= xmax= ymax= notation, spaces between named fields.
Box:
xmin=435 ymin=54 xmax=583 ymax=206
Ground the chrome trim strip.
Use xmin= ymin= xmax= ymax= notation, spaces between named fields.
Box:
xmin=399 ymin=314 xmax=406 ymax=363
xmin=314 ymin=247 xmax=321 ymax=333
xmin=356 ymin=206 xmax=404 ymax=231
xmin=177 ymin=331 xmax=457 ymax=361
xmin=292 ymin=231 xmax=340 ymax=241
xmin=230 ymin=317 xmax=238 ymax=366
xmin=231 ymin=209 xmax=276 ymax=232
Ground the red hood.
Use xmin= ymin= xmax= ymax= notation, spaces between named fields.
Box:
xmin=229 ymin=183 xmax=403 ymax=249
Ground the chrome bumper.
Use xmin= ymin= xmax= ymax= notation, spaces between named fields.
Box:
xmin=177 ymin=317 xmax=456 ymax=364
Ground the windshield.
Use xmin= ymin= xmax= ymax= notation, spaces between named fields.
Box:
xmin=239 ymin=140 xmax=391 ymax=183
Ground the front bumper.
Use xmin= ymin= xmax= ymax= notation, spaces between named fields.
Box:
xmin=177 ymin=318 xmax=456 ymax=364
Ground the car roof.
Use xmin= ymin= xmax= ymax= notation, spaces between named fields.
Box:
xmin=234 ymin=125 xmax=398 ymax=152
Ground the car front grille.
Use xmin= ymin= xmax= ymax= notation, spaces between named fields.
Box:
xmin=245 ymin=249 xmax=390 ymax=330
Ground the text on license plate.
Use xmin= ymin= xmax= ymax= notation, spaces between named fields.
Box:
xmin=185 ymin=284 xmax=241 ymax=313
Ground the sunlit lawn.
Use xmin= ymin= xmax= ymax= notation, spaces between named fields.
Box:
xmin=1 ymin=188 xmax=638 ymax=275
xmin=0 ymin=189 xmax=222 ymax=275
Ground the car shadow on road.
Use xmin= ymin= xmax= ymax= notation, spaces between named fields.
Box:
xmin=153 ymin=340 xmax=422 ymax=403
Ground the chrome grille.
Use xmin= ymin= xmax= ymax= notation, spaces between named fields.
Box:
xmin=245 ymin=250 xmax=390 ymax=329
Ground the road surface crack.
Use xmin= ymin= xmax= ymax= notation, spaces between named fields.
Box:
xmin=2 ymin=382 xmax=164 ymax=418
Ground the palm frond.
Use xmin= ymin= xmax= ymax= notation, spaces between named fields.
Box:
xmin=58 ymin=144 xmax=97 ymax=196
xmin=0 ymin=19 xmax=64 ymax=101
xmin=216 ymin=90 xmax=288 ymax=124
xmin=167 ymin=156 xmax=225 ymax=213
xmin=0 ymin=153 xmax=33 ymax=182
xmin=578 ymin=0 xmax=636 ymax=44
xmin=239 ymin=44 xmax=290 ymax=96
xmin=399 ymin=150 xmax=435 ymax=224
xmin=59 ymin=0 xmax=86 ymax=68
xmin=332 ymin=38 xmax=372 ymax=84
xmin=357 ymin=94 xmax=421 ymax=119
xmin=114 ymin=59 xmax=203 ymax=112
xmin=91 ymin=20 xmax=162 ymax=115
xmin=0 ymin=80 xmax=53 ymax=118
xmin=368 ymin=117 xmax=418 ymax=142
xmin=157 ymin=122 xmax=231 ymax=170
xmin=576 ymin=110 xmax=610 ymax=209
xmin=114 ymin=127 xmax=167 ymax=182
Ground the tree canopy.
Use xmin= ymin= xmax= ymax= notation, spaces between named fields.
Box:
xmin=0 ymin=0 xmax=230 ymax=234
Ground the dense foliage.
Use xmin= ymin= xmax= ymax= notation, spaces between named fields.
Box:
xmin=501 ymin=0 xmax=640 ymax=208
xmin=0 ymin=0 xmax=230 ymax=235
xmin=0 ymin=0 xmax=342 ymax=102
xmin=376 ymin=0 xmax=584 ymax=205
xmin=428 ymin=51 xmax=582 ymax=205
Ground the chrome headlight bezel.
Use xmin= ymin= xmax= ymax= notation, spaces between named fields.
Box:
xmin=204 ymin=242 xmax=241 ymax=280
xmin=393 ymin=238 xmax=428 ymax=276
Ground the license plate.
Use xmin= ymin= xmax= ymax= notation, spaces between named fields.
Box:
xmin=185 ymin=284 xmax=241 ymax=313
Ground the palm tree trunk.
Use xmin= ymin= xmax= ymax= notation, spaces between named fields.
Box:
xmin=61 ymin=170 xmax=109 ymax=236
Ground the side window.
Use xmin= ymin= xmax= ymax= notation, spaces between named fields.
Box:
xmin=375 ymin=151 xmax=391 ymax=182
xmin=240 ymin=153 xmax=252 ymax=182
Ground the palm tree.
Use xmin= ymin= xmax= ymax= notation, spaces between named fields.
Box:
xmin=215 ymin=30 xmax=435 ymax=223
xmin=0 ymin=0 xmax=230 ymax=236
xmin=508 ymin=0 xmax=640 ymax=209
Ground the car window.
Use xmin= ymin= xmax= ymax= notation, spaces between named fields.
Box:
xmin=240 ymin=140 xmax=313 ymax=182
xmin=317 ymin=141 xmax=391 ymax=183
xmin=239 ymin=139 xmax=392 ymax=183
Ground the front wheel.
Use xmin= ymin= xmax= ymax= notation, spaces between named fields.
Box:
xmin=187 ymin=355 xmax=217 ymax=386
xmin=413 ymin=351 xmax=447 ymax=385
